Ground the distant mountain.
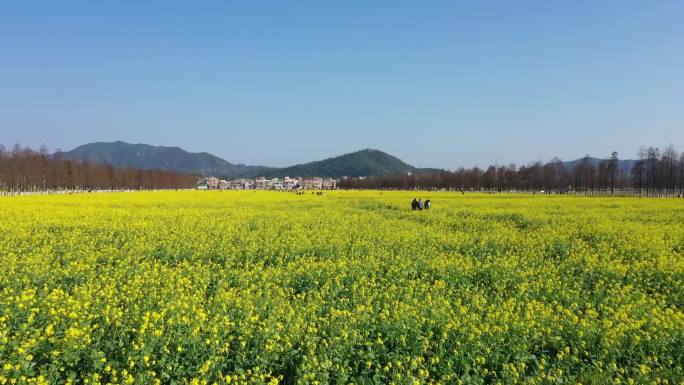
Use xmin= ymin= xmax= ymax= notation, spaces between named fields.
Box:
xmin=56 ymin=141 xmax=638 ymax=180
xmin=562 ymin=157 xmax=637 ymax=174
xmin=55 ymin=142 xmax=419 ymax=178
xmin=263 ymin=149 xmax=417 ymax=178
xmin=55 ymin=141 xmax=271 ymax=177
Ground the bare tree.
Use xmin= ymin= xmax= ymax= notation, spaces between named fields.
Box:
xmin=339 ymin=145 xmax=681 ymax=197
xmin=0 ymin=143 xmax=196 ymax=192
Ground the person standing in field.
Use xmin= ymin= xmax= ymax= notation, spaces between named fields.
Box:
xmin=411 ymin=198 xmax=418 ymax=210
xmin=417 ymin=199 xmax=423 ymax=210
xmin=425 ymin=199 xmax=431 ymax=210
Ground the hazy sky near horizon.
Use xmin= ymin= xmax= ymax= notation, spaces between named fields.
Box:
xmin=1 ymin=1 xmax=683 ymax=168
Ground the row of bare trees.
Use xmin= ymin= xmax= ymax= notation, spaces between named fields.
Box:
xmin=339 ymin=145 xmax=684 ymax=197
xmin=0 ymin=144 xmax=197 ymax=192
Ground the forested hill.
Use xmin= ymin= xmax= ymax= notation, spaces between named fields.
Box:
xmin=54 ymin=141 xmax=271 ymax=178
xmin=561 ymin=157 xmax=636 ymax=174
xmin=55 ymin=142 xmax=422 ymax=178
xmin=55 ymin=141 xmax=644 ymax=180
xmin=263 ymin=149 xmax=420 ymax=178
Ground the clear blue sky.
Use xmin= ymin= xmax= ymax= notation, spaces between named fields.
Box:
xmin=1 ymin=1 xmax=682 ymax=168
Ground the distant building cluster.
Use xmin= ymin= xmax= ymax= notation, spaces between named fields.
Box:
xmin=196 ymin=176 xmax=337 ymax=190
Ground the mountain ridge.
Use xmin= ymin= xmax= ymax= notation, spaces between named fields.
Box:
xmin=561 ymin=157 xmax=636 ymax=174
xmin=55 ymin=141 xmax=639 ymax=179
xmin=55 ymin=141 xmax=272 ymax=178
xmin=263 ymin=149 xmax=419 ymax=178
xmin=55 ymin=142 xmax=419 ymax=178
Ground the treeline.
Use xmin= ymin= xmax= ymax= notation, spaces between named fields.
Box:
xmin=0 ymin=144 xmax=197 ymax=192
xmin=339 ymin=146 xmax=684 ymax=197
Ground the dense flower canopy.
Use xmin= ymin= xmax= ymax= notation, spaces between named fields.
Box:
xmin=0 ymin=191 xmax=683 ymax=385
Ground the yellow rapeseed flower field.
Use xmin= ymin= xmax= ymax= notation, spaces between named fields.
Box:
xmin=0 ymin=191 xmax=683 ymax=385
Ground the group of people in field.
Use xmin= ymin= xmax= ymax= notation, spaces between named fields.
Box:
xmin=411 ymin=198 xmax=431 ymax=211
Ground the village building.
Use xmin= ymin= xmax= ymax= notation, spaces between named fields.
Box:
xmin=206 ymin=177 xmax=220 ymax=189
xmin=271 ymin=178 xmax=284 ymax=190
xmin=312 ymin=177 xmax=323 ymax=189
xmin=322 ymin=178 xmax=336 ymax=190
xmin=283 ymin=177 xmax=299 ymax=189
xmin=197 ymin=176 xmax=336 ymax=190
xmin=254 ymin=177 xmax=268 ymax=190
